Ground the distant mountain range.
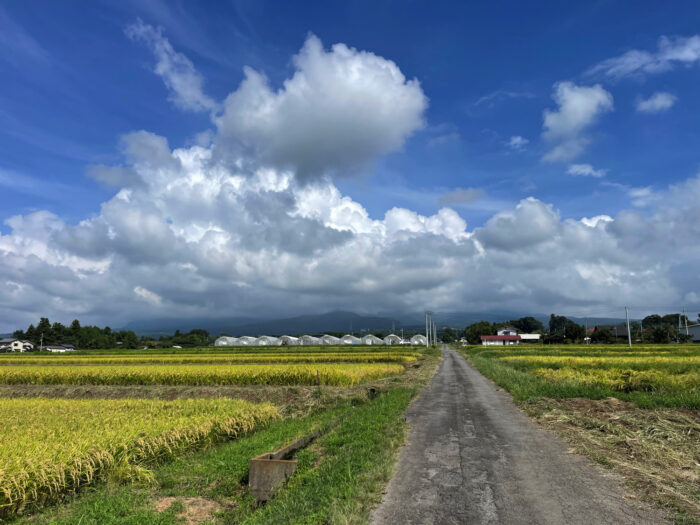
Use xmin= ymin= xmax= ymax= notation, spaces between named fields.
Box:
xmin=122 ymin=310 xmax=628 ymax=337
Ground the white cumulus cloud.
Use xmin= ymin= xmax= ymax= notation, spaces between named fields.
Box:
xmin=1 ymin=29 xmax=700 ymax=331
xmin=506 ymin=136 xmax=529 ymax=150
xmin=567 ymin=164 xmax=607 ymax=178
xmin=636 ymin=92 xmax=677 ymax=113
xmin=214 ymin=34 xmax=427 ymax=181
xmin=542 ymin=82 xmax=613 ymax=163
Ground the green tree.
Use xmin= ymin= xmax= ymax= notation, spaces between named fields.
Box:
xmin=565 ymin=322 xmax=585 ymax=342
xmin=463 ymin=321 xmax=493 ymax=344
xmin=549 ymin=314 xmax=569 ymax=335
xmin=652 ymin=325 xmax=672 ymax=343
xmin=442 ymin=327 xmax=456 ymax=343
xmin=591 ymin=328 xmax=613 ymax=343
xmin=510 ymin=316 xmax=544 ymax=333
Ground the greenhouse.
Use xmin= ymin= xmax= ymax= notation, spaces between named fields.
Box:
xmin=321 ymin=334 xmax=341 ymax=345
xmin=255 ymin=336 xmax=281 ymax=346
xmin=361 ymin=334 xmax=384 ymax=345
xmin=237 ymin=336 xmax=258 ymax=346
xmin=383 ymin=334 xmax=402 ymax=345
xmin=299 ymin=335 xmax=321 ymax=345
xmin=410 ymin=334 xmax=428 ymax=346
xmin=214 ymin=336 xmax=239 ymax=346
xmin=340 ymin=334 xmax=362 ymax=345
xmin=279 ymin=335 xmax=300 ymax=346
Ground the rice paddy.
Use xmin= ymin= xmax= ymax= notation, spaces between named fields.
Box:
xmin=0 ymin=397 xmax=279 ymax=517
xmin=0 ymin=362 xmax=404 ymax=387
xmin=461 ymin=344 xmax=700 ymax=408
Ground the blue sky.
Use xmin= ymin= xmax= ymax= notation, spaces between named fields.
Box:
xmin=4 ymin=1 xmax=699 ymax=225
xmin=1 ymin=1 xmax=700 ymax=329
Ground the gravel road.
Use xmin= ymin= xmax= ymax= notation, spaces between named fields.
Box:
xmin=370 ymin=346 xmax=669 ymax=525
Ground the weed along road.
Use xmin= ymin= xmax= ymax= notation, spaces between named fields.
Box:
xmin=371 ymin=346 xmax=669 ymax=525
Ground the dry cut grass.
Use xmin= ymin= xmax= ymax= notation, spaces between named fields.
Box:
xmin=523 ymin=397 xmax=700 ymax=523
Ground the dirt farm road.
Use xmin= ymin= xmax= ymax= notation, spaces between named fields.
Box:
xmin=370 ymin=346 xmax=669 ymax=525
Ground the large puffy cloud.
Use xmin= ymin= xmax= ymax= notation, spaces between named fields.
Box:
xmin=214 ymin=34 xmax=427 ymax=180
xmin=1 ymin=31 xmax=700 ymax=331
xmin=542 ymin=82 xmax=613 ymax=162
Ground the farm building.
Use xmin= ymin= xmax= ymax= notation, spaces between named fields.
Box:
xmin=362 ymin=334 xmax=384 ymax=345
xmin=410 ymin=334 xmax=427 ymax=346
xmin=481 ymin=335 xmax=521 ymax=346
xmin=519 ymin=334 xmax=541 ymax=343
xmin=45 ymin=345 xmax=77 ymax=353
xmin=0 ymin=339 xmax=35 ymax=352
xmin=496 ymin=327 xmax=518 ymax=336
xmin=214 ymin=336 xmax=239 ymax=346
xmin=383 ymin=334 xmax=402 ymax=345
xmin=688 ymin=324 xmax=700 ymax=342
xmin=299 ymin=335 xmax=321 ymax=345
xmin=321 ymin=334 xmax=341 ymax=345
xmin=341 ymin=334 xmax=362 ymax=345
xmin=279 ymin=335 xmax=300 ymax=346
xmin=255 ymin=336 xmax=281 ymax=346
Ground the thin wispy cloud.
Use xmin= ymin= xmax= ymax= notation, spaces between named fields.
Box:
xmin=587 ymin=35 xmax=700 ymax=80
xmin=126 ymin=19 xmax=217 ymax=112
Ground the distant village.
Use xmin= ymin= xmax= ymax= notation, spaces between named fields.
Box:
xmin=2 ymin=313 xmax=698 ymax=352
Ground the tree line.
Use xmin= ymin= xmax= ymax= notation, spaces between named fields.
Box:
xmin=441 ymin=313 xmax=698 ymax=344
xmin=12 ymin=318 xmax=213 ymax=349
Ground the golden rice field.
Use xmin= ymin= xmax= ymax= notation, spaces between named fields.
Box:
xmin=0 ymin=352 xmax=418 ymax=366
xmin=0 ymin=397 xmax=279 ymax=517
xmin=0 ymin=363 xmax=404 ymax=386
xmin=463 ymin=345 xmax=700 ymax=408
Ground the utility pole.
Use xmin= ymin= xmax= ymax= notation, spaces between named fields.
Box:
xmin=584 ymin=317 xmax=588 ymax=344
xmin=425 ymin=311 xmax=432 ymax=348
xmin=625 ymin=307 xmax=632 ymax=348
xmin=40 ymin=332 xmax=44 ymax=352
xmin=684 ymin=308 xmax=689 ymax=336
xmin=433 ymin=321 xmax=437 ymax=345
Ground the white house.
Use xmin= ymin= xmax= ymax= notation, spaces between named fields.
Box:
xmin=0 ymin=338 xmax=35 ymax=352
xmin=481 ymin=335 xmax=521 ymax=346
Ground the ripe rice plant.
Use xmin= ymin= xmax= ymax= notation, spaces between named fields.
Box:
xmin=0 ymin=363 xmax=404 ymax=387
xmin=0 ymin=397 xmax=279 ymax=517
xmin=0 ymin=352 xmax=418 ymax=366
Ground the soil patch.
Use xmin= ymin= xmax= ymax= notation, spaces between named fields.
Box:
xmin=154 ymin=496 xmax=222 ymax=525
